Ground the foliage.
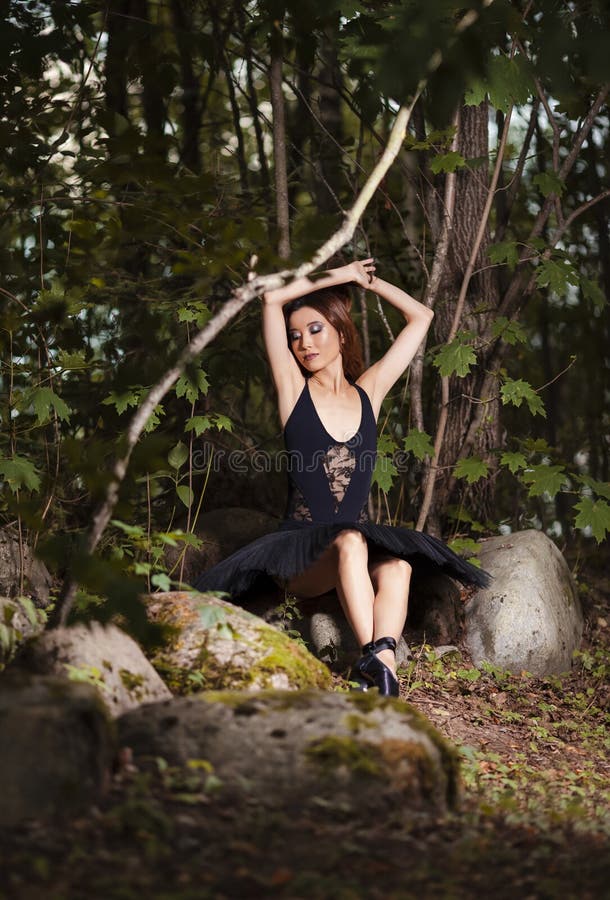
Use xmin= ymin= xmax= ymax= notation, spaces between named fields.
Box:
xmin=0 ymin=0 xmax=608 ymax=626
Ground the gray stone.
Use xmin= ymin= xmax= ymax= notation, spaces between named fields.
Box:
xmin=0 ymin=596 xmax=46 ymax=667
xmin=408 ymin=574 xmax=462 ymax=645
xmin=464 ymin=530 xmax=583 ymax=676
xmin=145 ymin=591 xmax=332 ymax=693
xmin=118 ymin=690 xmax=459 ymax=816
xmin=16 ymin=622 xmax=172 ymax=717
xmin=302 ymin=593 xmax=411 ymax=668
xmin=165 ymin=507 xmax=280 ymax=585
xmin=0 ymin=673 xmax=113 ymax=826
xmin=0 ymin=527 xmax=52 ymax=606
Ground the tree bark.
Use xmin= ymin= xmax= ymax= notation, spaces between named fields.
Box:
xmin=270 ymin=25 xmax=290 ymax=259
xmin=427 ymin=101 xmax=501 ymax=529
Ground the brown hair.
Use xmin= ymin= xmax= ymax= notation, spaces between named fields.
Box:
xmin=283 ymin=287 xmax=365 ymax=382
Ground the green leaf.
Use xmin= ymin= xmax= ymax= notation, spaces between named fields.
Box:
xmin=102 ymin=389 xmax=140 ymax=415
xmin=377 ymin=434 xmax=398 ymax=455
xmin=581 ymin=278 xmax=606 ymax=310
xmin=464 ymin=79 xmax=487 ymax=107
xmin=521 ymin=465 xmax=569 ymax=498
xmin=533 ymin=171 xmax=565 ymax=198
xmin=0 ymin=456 xmax=41 ymax=493
xmin=151 ymin=573 xmax=172 ymax=592
xmin=433 ymin=338 xmax=476 ymax=378
xmin=168 ymin=442 xmax=189 ymax=470
xmin=487 ymin=54 xmax=533 ymax=112
xmin=491 ymin=317 xmax=527 ymax=345
xmin=176 ymin=484 xmax=194 ymax=508
xmin=535 ymin=257 xmax=579 ymax=294
xmin=500 ymin=451 xmax=528 ymax=474
xmin=185 ymin=414 xmax=233 ymax=436
xmin=176 ymin=369 xmax=210 ymax=404
xmin=429 ymin=151 xmax=466 ymax=174
xmin=447 ymin=537 xmax=481 ymax=559
xmin=403 ymin=429 xmax=434 ymax=461
xmin=488 ymin=242 xmax=520 ymax=271
xmin=465 ymin=54 xmax=533 ymax=112
xmin=577 ymin=476 xmax=610 ymax=501
xmin=574 ymin=497 xmax=610 ymax=543
xmin=213 ymin=414 xmax=233 ymax=432
xmin=372 ymin=454 xmax=397 ymax=493
xmin=500 ymin=378 xmax=546 ymax=417
xmin=454 ymin=457 xmax=489 ymax=484
xmin=185 ymin=416 xmax=212 ymax=436
xmin=198 ymin=603 xmax=228 ymax=630
xmin=29 ymin=386 xmax=72 ymax=424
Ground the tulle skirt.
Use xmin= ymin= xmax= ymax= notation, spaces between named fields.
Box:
xmin=193 ymin=518 xmax=490 ymax=596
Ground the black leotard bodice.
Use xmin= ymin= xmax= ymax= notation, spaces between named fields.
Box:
xmin=282 ymin=380 xmax=377 ymax=526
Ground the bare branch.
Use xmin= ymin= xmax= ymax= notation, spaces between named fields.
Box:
xmin=416 ymin=101 xmax=514 ymax=532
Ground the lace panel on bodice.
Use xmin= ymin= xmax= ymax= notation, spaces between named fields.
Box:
xmin=285 ymin=442 xmax=369 ymax=523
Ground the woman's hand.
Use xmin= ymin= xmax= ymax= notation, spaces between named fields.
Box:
xmin=339 ymin=258 xmax=377 ymax=288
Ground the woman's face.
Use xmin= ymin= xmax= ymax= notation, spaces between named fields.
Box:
xmin=287 ymin=306 xmax=342 ymax=372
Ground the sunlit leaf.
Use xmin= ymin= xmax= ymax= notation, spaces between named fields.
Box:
xmin=488 ymin=242 xmax=520 ymax=271
xmin=535 ymin=257 xmax=579 ymax=294
xmin=29 ymin=386 xmax=72 ymax=424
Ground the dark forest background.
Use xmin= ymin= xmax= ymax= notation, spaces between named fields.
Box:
xmin=1 ymin=0 xmax=609 ymax=618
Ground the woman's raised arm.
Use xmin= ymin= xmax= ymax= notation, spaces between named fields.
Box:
xmin=261 ymin=261 xmax=375 ymax=424
xmin=357 ymin=275 xmax=434 ymax=417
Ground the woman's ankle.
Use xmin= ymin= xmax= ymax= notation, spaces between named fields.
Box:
xmin=376 ymin=647 xmax=396 ymax=674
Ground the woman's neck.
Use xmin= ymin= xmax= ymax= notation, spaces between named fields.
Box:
xmin=309 ymin=364 xmax=350 ymax=395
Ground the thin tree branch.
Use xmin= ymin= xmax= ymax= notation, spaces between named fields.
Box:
xmin=410 ymin=107 xmax=461 ymax=433
xmin=416 ymin=101 xmax=514 ymax=532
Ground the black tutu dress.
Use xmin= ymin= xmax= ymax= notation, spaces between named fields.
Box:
xmin=193 ymin=380 xmax=490 ymax=596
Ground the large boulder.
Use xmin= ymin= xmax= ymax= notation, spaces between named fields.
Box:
xmin=118 ymin=690 xmax=459 ymax=817
xmin=15 ymin=622 xmax=172 ymax=717
xmin=297 ymin=593 xmax=411 ymax=669
xmin=465 ymin=530 xmax=583 ymax=675
xmin=0 ymin=527 xmax=52 ymax=606
xmin=0 ymin=674 xmax=113 ymax=826
xmin=165 ymin=507 xmax=280 ymax=586
xmin=0 ymin=596 xmax=46 ymax=667
xmin=146 ymin=591 xmax=332 ymax=693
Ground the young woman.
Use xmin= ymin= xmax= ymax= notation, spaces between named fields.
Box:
xmin=194 ymin=259 xmax=489 ymax=696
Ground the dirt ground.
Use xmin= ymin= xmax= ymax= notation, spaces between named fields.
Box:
xmin=1 ymin=543 xmax=609 ymax=900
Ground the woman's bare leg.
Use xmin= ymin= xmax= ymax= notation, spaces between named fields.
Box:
xmin=286 ymin=534 xmax=412 ymax=674
xmin=286 ymin=529 xmax=375 ymax=645
xmin=368 ymin=556 xmax=412 ymax=674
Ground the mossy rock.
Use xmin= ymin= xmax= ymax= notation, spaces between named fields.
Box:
xmin=145 ymin=592 xmax=332 ymax=693
xmin=118 ymin=689 xmax=459 ymax=819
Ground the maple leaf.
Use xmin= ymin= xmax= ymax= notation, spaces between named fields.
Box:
xmin=521 ymin=465 xmax=569 ymax=497
xmin=574 ymin=497 xmax=610 ymax=543
xmin=454 ymin=457 xmax=489 ymax=484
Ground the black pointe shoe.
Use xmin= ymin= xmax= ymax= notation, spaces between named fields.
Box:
xmin=357 ymin=636 xmax=400 ymax=698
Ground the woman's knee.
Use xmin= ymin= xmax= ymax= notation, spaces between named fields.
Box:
xmin=333 ymin=529 xmax=368 ymax=558
xmin=373 ymin=556 xmax=412 ymax=586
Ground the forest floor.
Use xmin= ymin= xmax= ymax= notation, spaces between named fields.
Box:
xmin=2 ymin=544 xmax=610 ymax=900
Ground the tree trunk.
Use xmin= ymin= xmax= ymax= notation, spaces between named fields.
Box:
xmin=429 ymin=101 xmax=501 ymax=528
xmin=314 ymin=24 xmax=344 ymax=214
xmin=171 ymin=0 xmax=201 ymax=171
